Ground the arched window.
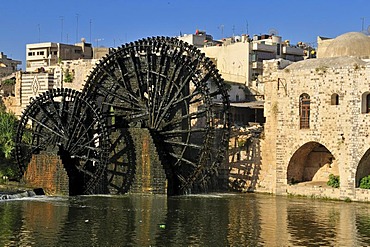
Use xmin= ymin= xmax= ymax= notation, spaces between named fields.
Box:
xmin=361 ymin=92 xmax=370 ymax=113
xmin=331 ymin=93 xmax=339 ymax=105
xmin=299 ymin=93 xmax=310 ymax=129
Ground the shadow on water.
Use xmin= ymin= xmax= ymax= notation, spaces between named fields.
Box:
xmin=2 ymin=193 xmax=370 ymax=246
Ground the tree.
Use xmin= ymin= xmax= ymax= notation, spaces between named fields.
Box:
xmin=0 ymin=110 xmax=17 ymax=159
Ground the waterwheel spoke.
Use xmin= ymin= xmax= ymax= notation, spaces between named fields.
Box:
xmin=69 ymin=120 xmax=97 ymax=153
xmin=159 ymin=127 xmax=208 ymax=136
xmin=35 ymin=102 xmax=65 ymax=134
xmin=27 ymin=115 xmax=66 ymax=140
xmin=72 ymin=143 xmax=102 ymax=155
xmin=102 ymin=101 xmax=143 ymax=112
xmin=168 ymin=152 xmax=198 ymax=168
xmin=97 ymin=81 xmax=141 ymax=108
xmin=163 ymin=140 xmax=203 ymax=150
xmin=110 ymin=146 xmax=131 ymax=161
xmin=152 ymin=59 xmax=190 ymax=128
xmin=129 ymin=50 xmax=146 ymax=97
xmin=48 ymin=92 xmax=68 ymax=133
xmin=114 ymin=57 xmax=140 ymax=101
xmin=154 ymin=71 xmax=194 ymax=129
xmin=161 ymin=108 xmax=208 ymax=129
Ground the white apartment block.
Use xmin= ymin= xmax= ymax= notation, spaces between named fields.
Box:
xmin=179 ymin=31 xmax=311 ymax=97
xmin=26 ymin=39 xmax=93 ymax=72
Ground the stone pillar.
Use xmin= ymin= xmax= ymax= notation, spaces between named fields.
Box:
xmin=129 ymin=128 xmax=167 ymax=194
xmin=22 ymin=152 xmax=69 ymax=195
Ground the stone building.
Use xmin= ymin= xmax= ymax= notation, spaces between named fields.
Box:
xmin=0 ymin=52 xmax=21 ymax=78
xmin=260 ymin=32 xmax=370 ymax=201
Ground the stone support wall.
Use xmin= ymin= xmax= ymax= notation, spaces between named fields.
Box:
xmin=129 ymin=128 xmax=167 ymax=194
xmin=22 ymin=153 xmax=69 ymax=195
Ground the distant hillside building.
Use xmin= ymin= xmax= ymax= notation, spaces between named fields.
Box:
xmin=0 ymin=52 xmax=21 ymax=78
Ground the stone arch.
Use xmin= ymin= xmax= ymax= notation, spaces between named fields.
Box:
xmin=287 ymin=142 xmax=337 ymax=184
xmin=361 ymin=91 xmax=370 ymax=113
xmin=355 ymin=148 xmax=370 ymax=187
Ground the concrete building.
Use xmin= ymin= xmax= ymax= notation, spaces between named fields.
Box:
xmin=259 ymin=32 xmax=370 ymax=202
xmin=26 ymin=39 xmax=93 ymax=72
xmin=179 ymin=30 xmax=220 ymax=48
xmin=3 ymin=40 xmax=109 ymax=116
xmin=179 ymin=32 xmax=312 ymax=98
xmin=0 ymin=52 xmax=21 ymax=78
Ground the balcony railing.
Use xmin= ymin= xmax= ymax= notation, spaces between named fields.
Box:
xmin=282 ymin=46 xmax=304 ymax=56
xmin=252 ymin=43 xmax=276 ymax=53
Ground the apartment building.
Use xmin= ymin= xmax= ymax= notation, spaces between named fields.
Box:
xmin=1 ymin=39 xmax=110 ymax=116
xmin=179 ymin=31 xmax=313 ymax=97
xmin=26 ymin=39 xmax=93 ymax=72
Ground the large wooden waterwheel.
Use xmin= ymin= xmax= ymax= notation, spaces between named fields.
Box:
xmin=15 ymin=37 xmax=230 ymax=195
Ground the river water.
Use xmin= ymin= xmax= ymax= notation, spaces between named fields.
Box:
xmin=1 ymin=193 xmax=370 ymax=246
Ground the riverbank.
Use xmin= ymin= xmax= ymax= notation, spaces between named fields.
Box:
xmin=0 ymin=181 xmax=28 ymax=194
xmin=0 ymin=181 xmax=44 ymax=198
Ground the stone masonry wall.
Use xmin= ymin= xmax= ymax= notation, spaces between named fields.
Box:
xmin=260 ymin=58 xmax=370 ymax=201
xmin=129 ymin=128 xmax=167 ymax=194
xmin=22 ymin=153 xmax=69 ymax=195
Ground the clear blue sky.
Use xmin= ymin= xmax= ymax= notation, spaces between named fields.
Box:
xmin=1 ymin=0 xmax=370 ymax=68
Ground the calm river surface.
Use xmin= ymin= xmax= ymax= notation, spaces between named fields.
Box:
xmin=1 ymin=193 xmax=370 ymax=246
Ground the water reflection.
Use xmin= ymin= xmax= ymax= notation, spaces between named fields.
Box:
xmin=1 ymin=194 xmax=370 ymax=246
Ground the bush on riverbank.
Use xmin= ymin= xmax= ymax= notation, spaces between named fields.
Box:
xmin=327 ymin=174 xmax=340 ymax=188
xmin=359 ymin=175 xmax=370 ymax=189
xmin=0 ymin=156 xmax=18 ymax=183
xmin=0 ymin=99 xmax=20 ymax=182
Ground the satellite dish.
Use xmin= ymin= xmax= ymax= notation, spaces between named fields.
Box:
xmin=269 ymin=28 xmax=279 ymax=36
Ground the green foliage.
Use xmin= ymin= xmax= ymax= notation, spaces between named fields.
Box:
xmin=0 ymin=99 xmax=6 ymax=112
xmin=64 ymin=71 xmax=73 ymax=83
xmin=359 ymin=175 xmax=370 ymax=189
xmin=237 ymin=139 xmax=246 ymax=148
xmin=344 ymin=197 xmax=352 ymax=203
xmin=327 ymin=174 xmax=340 ymax=188
xmin=0 ymin=101 xmax=19 ymax=180
xmin=2 ymin=79 xmax=15 ymax=85
xmin=0 ymin=111 xmax=17 ymax=159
